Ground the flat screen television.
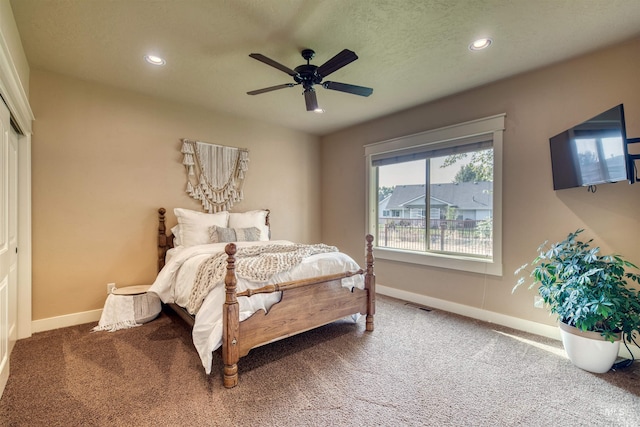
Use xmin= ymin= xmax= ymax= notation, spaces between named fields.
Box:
xmin=549 ymin=104 xmax=630 ymax=190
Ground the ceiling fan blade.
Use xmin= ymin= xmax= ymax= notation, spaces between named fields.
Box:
xmin=247 ymin=83 xmax=297 ymax=95
xmin=249 ymin=53 xmax=298 ymax=76
xmin=323 ymin=81 xmax=373 ymax=97
xmin=304 ymin=88 xmax=318 ymax=111
xmin=316 ymin=49 xmax=358 ymax=78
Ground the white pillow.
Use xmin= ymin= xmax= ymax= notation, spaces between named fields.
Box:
xmin=170 ymin=225 xmax=182 ymax=247
xmin=174 ymin=208 xmax=229 ymax=247
xmin=228 ymin=210 xmax=270 ymax=241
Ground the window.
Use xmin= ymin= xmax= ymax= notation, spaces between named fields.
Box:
xmin=365 ymin=114 xmax=504 ymax=276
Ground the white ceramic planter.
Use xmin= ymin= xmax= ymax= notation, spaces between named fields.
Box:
xmin=558 ymin=321 xmax=620 ymax=374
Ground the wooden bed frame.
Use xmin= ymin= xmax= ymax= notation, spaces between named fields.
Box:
xmin=157 ymin=207 xmax=375 ymax=388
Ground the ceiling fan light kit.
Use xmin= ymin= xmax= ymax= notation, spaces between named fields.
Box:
xmin=247 ymin=48 xmax=373 ymax=111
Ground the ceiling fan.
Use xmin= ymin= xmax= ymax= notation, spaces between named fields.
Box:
xmin=247 ymin=48 xmax=373 ymax=111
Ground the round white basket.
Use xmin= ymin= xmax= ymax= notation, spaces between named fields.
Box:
xmin=112 ymin=285 xmax=161 ymax=324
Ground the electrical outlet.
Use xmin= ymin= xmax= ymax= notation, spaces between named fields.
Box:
xmin=107 ymin=283 xmax=116 ymax=294
xmin=534 ymin=295 xmax=544 ymax=309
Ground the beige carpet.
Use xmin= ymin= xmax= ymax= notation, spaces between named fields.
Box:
xmin=1 ymin=295 xmax=640 ymax=426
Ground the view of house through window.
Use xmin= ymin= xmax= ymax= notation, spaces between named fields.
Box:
xmin=376 ymin=148 xmax=493 ymax=258
xmin=366 ymin=114 xmax=504 ymax=275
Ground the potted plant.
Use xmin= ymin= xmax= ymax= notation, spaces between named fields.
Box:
xmin=514 ymin=229 xmax=640 ymax=373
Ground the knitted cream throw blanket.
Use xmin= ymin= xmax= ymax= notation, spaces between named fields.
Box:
xmin=187 ymin=243 xmax=338 ymax=314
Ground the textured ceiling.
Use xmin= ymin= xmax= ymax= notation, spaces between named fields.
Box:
xmin=10 ymin=0 xmax=640 ymax=135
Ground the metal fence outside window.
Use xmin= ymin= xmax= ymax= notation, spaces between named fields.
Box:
xmin=378 ymin=218 xmax=493 ymax=257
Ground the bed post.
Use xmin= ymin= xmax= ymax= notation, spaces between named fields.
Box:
xmin=158 ymin=208 xmax=168 ymax=272
xmin=222 ymin=243 xmax=240 ymax=388
xmin=365 ymin=234 xmax=375 ymax=332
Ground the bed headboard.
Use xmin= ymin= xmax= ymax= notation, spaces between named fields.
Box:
xmin=157 ymin=208 xmax=174 ymax=272
xmin=157 ymin=207 xmax=271 ymax=272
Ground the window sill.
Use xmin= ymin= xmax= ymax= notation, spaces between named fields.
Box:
xmin=374 ymin=247 xmax=502 ymax=276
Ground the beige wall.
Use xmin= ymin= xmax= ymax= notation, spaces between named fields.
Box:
xmin=321 ymin=37 xmax=640 ymax=328
xmin=30 ymin=69 xmax=321 ymax=320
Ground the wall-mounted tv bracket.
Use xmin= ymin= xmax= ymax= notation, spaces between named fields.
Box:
xmin=627 ymin=137 xmax=640 ymax=184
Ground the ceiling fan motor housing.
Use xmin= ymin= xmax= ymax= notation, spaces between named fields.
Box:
xmin=294 ymin=64 xmax=322 ymax=88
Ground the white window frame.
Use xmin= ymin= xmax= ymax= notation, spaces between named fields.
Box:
xmin=365 ymin=114 xmax=505 ymax=276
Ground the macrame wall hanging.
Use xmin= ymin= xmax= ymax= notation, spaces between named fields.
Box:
xmin=181 ymin=139 xmax=249 ymax=213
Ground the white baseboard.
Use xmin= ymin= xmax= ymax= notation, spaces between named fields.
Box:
xmin=377 ymin=284 xmax=560 ymax=339
xmin=32 ymin=308 xmax=102 ymax=333
xmin=376 ymin=284 xmax=640 ymax=360
xmin=28 ymin=286 xmax=640 ymax=360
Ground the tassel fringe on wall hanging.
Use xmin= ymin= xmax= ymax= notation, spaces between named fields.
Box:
xmin=181 ymin=139 xmax=249 ymax=213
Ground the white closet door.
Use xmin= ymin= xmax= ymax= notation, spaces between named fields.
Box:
xmin=0 ymin=98 xmax=11 ymax=397
xmin=8 ymin=125 xmax=18 ymax=346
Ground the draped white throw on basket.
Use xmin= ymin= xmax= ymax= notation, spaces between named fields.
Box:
xmin=92 ymin=293 xmax=161 ymax=332
xmin=181 ymin=139 xmax=250 ymax=213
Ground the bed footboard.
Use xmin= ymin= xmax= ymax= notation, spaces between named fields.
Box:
xmin=222 ymin=235 xmax=375 ymax=388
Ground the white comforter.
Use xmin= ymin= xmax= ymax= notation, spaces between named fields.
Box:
xmin=149 ymin=240 xmax=365 ymax=373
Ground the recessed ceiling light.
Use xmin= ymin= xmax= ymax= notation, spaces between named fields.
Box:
xmin=469 ymin=38 xmax=492 ymax=51
xmin=144 ymin=54 xmax=166 ymax=66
